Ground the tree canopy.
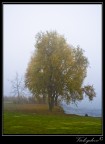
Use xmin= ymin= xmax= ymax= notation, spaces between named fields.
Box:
xmin=25 ymin=31 xmax=96 ymax=111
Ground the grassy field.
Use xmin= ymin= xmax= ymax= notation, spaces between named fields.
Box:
xmin=3 ymin=103 xmax=102 ymax=134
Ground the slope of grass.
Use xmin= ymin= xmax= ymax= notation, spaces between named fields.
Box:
xmin=3 ymin=103 xmax=102 ymax=134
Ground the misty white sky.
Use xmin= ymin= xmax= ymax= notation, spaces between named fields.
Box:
xmin=3 ymin=4 xmax=102 ymax=109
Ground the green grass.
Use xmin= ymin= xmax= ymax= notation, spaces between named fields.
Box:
xmin=3 ymin=103 xmax=102 ymax=134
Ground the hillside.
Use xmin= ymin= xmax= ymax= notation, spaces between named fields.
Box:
xmin=3 ymin=103 xmax=102 ymax=134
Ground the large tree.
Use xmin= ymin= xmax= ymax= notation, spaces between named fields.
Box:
xmin=25 ymin=31 xmax=96 ymax=111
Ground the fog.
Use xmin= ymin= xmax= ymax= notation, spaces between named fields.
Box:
xmin=3 ymin=4 xmax=102 ymax=109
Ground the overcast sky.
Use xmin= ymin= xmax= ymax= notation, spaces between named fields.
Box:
xmin=3 ymin=4 xmax=102 ymax=109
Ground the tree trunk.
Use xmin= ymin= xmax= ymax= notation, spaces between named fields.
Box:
xmin=49 ymin=102 xmax=53 ymax=111
xmin=17 ymin=91 xmax=19 ymax=104
xmin=48 ymin=95 xmax=54 ymax=112
xmin=43 ymin=94 xmax=46 ymax=104
xmin=55 ymin=95 xmax=58 ymax=106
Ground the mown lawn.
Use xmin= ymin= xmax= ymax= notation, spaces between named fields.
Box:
xmin=3 ymin=103 xmax=102 ymax=134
